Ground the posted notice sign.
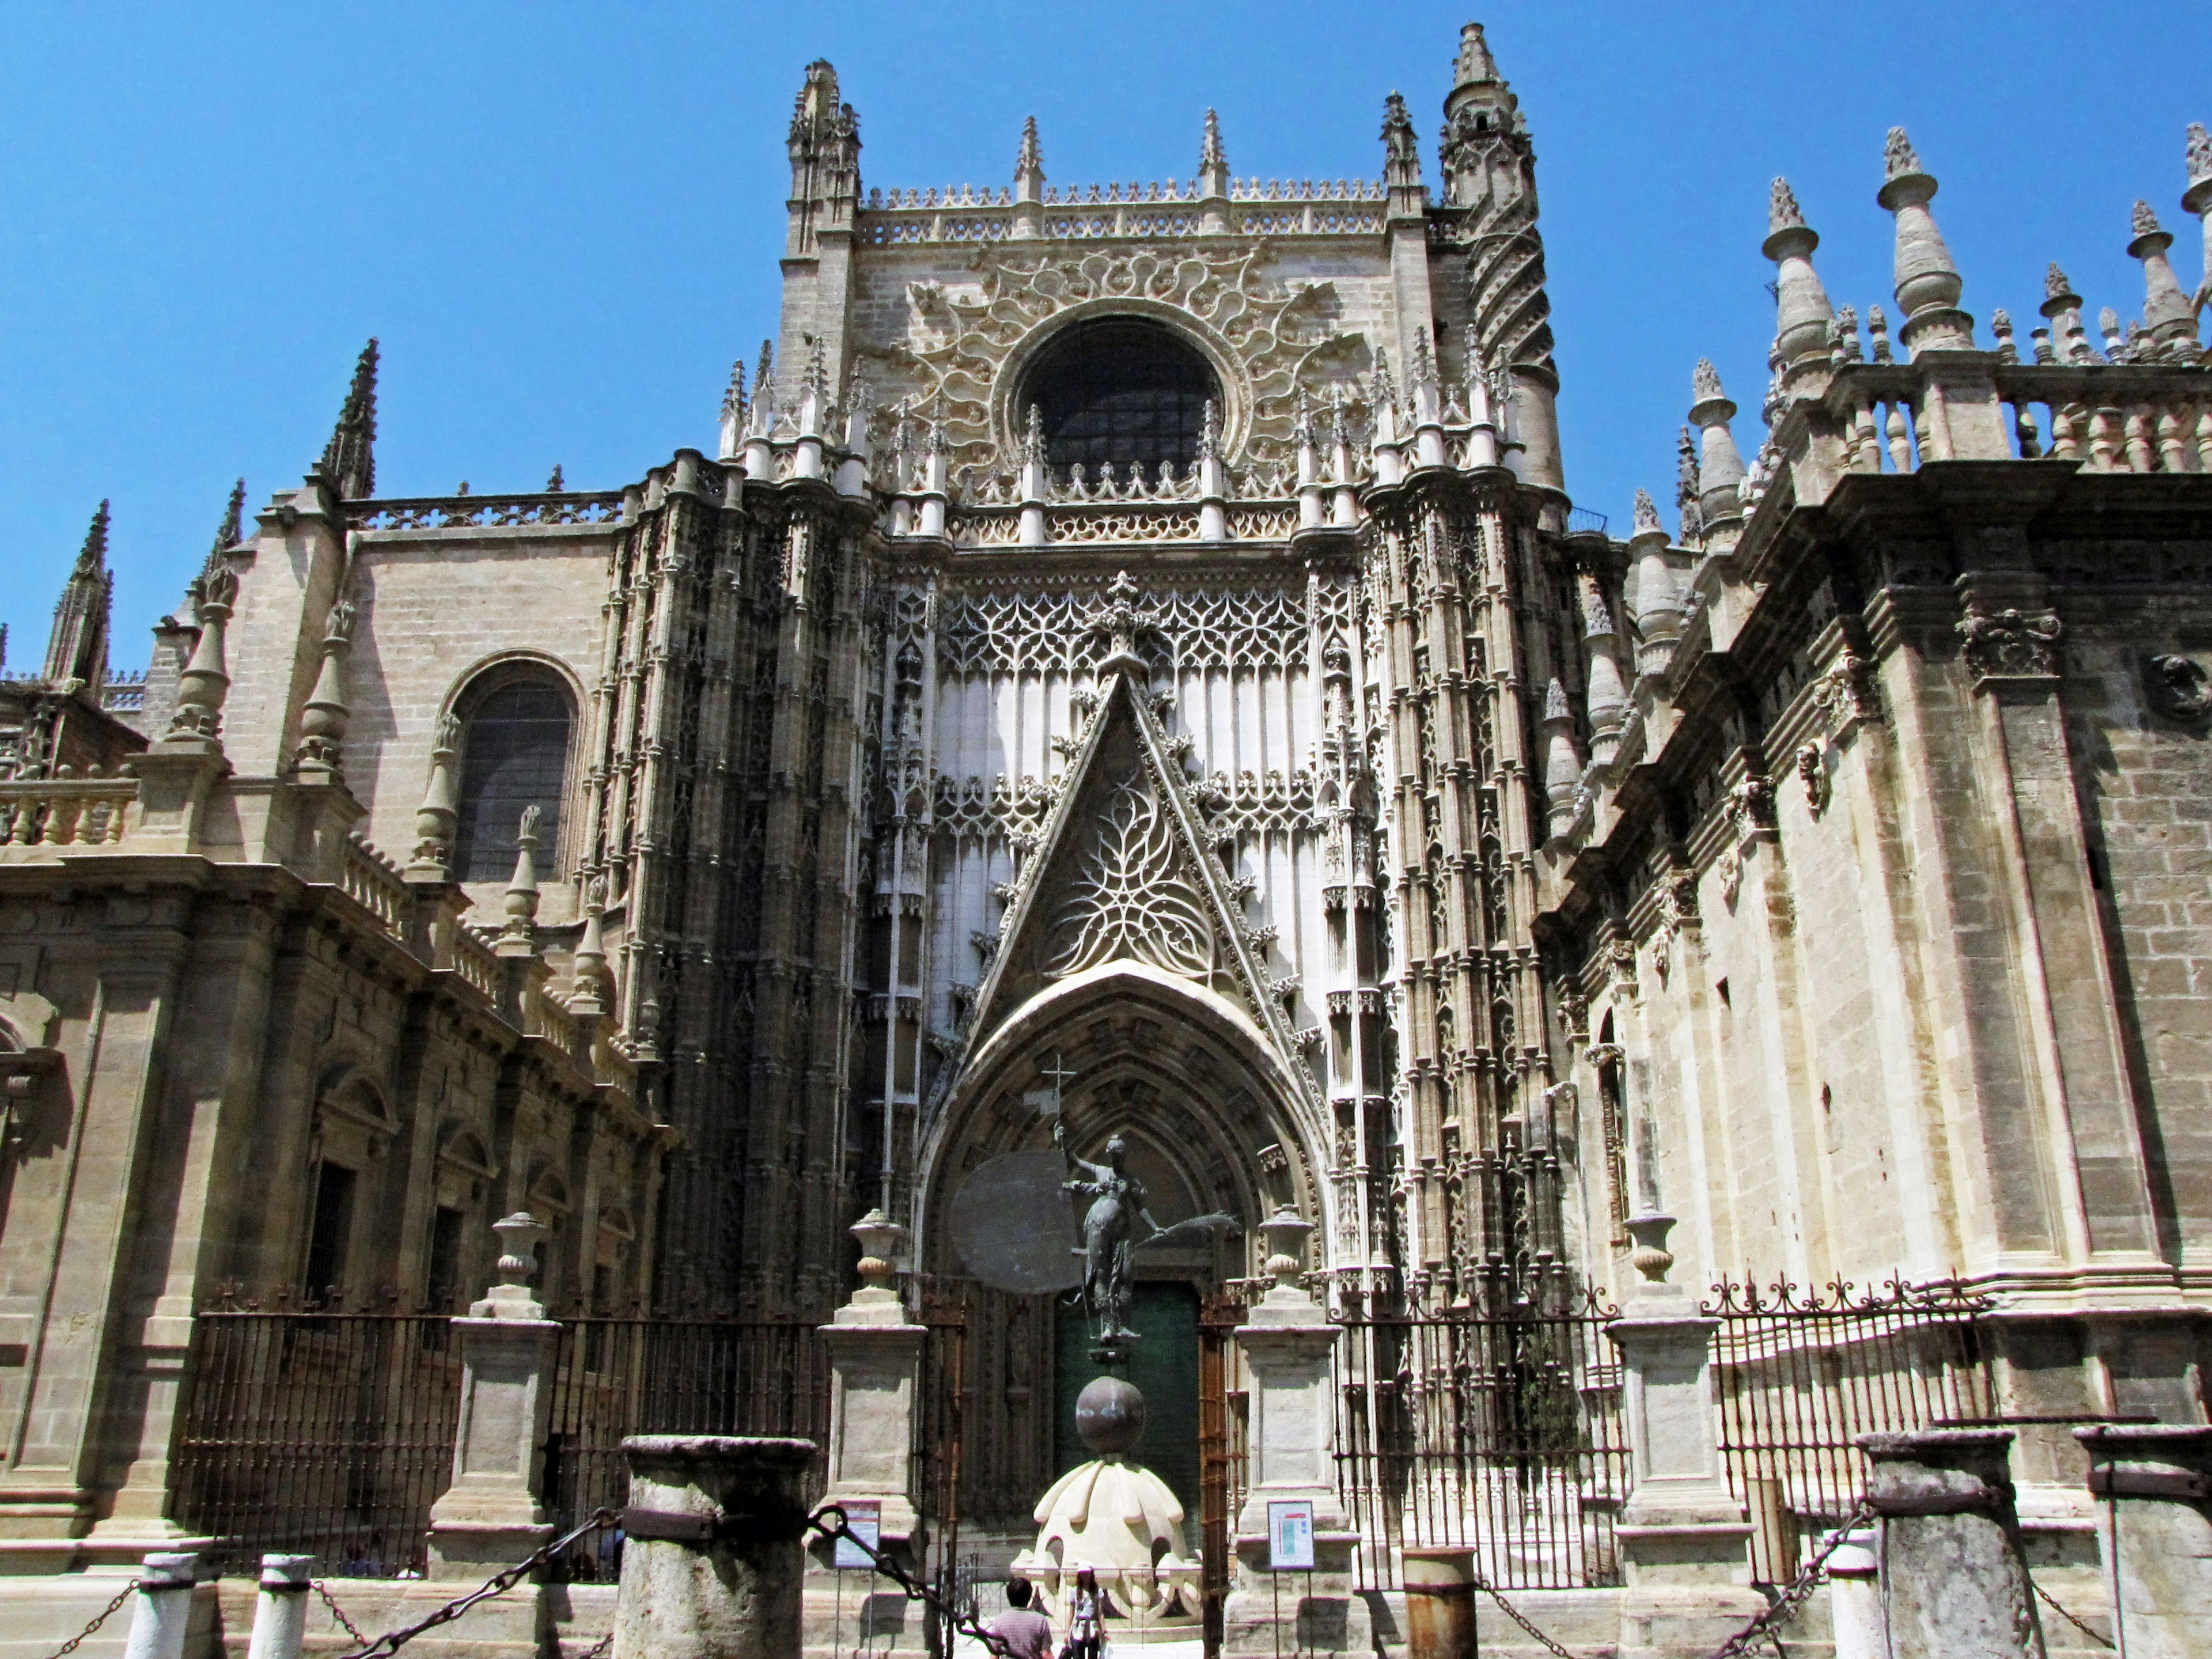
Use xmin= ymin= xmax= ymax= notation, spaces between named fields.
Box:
xmin=833 ymin=1501 xmax=880 ymax=1569
xmin=1267 ymin=1499 xmax=1315 ymax=1570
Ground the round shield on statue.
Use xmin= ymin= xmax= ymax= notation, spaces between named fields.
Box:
xmin=949 ymin=1149 xmax=1084 ymax=1294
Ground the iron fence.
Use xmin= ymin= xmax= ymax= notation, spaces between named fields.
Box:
xmin=1331 ymin=1270 xmax=1630 ymax=1592
xmin=169 ymin=1296 xmax=463 ymax=1577
xmin=1705 ymin=1275 xmax=1999 ymax=1584
xmin=539 ymin=1315 xmax=832 ymax=1581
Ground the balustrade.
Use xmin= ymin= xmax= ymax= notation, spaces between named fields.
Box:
xmin=0 ymin=772 xmax=135 ymax=850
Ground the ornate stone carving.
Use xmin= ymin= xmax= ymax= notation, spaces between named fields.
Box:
xmin=1957 ymin=605 xmax=2063 ymax=683
xmin=884 ymin=244 xmax=1366 ymax=488
xmin=1807 ymin=649 xmax=1884 ymax=734
xmin=2142 ymin=653 xmax=2212 ymax=722
xmin=1797 ymin=742 xmax=1830 ymax=815
xmin=936 ymin=582 xmax=1308 ymax=679
xmin=1041 ymin=771 xmax=1213 ymax=980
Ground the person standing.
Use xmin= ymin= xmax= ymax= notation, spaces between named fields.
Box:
xmin=984 ymin=1577 xmax=1055 ymax=1659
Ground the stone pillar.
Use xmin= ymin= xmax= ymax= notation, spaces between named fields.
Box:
xmin=426 ymin=1213 xmax=560 ymax=1577
xmin=1400 ymin=1545 xmax=1475 ymax=1659
xmin=1859 ymin=1428 xmax=2045 ymax=1658
xmin=245 ymin=1553 xmax=313 ymax=1659
xmin=120 ymin=1552 xmax=198 ymax=1659
xmin=1605 ymin=1214 xmax=1762 ymax=1659
xmin=814 ymin=1211 xmax=925 ymax=1550
xmin=1222 ymin=1208 xmax=1361 ymax=1657
xmin=2075 ymin=1423 xmax=2210 ymax=1657
xmin=1821 ymin=1528 xmax=1883 ymax=1659
xmin=614 ymin=1434 xmax=817 ymax=1659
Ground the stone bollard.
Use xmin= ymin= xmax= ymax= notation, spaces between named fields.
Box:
xmin=1400 ymin=1545 xmax=1475 ymax=1659
xmin=120 ymin=1552 xmax=198 ymax=1659
xmin=1820 ymin=1528 xmax=1881 ymax=1659
xmin=245 ymin=1554 xmax=314 ymax=1659
xmin=2075 ymin=1422 xmax=2212 ymax=1657
xmin=1858 ymin=1429 xmax=2045 ymax=1658
xmin=615 ymin=1434 xmax=819 ymax=1659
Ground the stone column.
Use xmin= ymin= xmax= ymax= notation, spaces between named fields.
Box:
xmin=426 ymin=1213 xmax=560 ymax=1577
xmin=1859 ymin=1428 xmax=2045 ymax=1658
xmin=1605 ymin=1214 xmax=1763 ymax=1659
xmin=120 ymin=1552 xmax=199 ymax=1659
xmin=1222 ymin=1208 xmax=1361 ymax=1657
xmin=814 ymin=1211 xmax=925 ymax=1550
xmin=615 ymin=1434 xmax=817 ymax=1659
xmin=245 ymin=1553 xmax=313 ymax=1659
xmin=2075 ymin=1423 xmax=2210 ymax=1657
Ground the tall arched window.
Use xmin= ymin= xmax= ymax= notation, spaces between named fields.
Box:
xmin=452 ymin=674 xmax=573 ymax=883
xmin=1022 ymin=317 xmax=1221 ymax=480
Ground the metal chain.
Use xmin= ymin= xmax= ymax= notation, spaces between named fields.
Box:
xmin=316 ymin=1581 xmax=370 ymax=1646
xmin=571 ymin=1628 xmax=615 ymax=1659
xmin=2027 ymin=1574 xmax=2113 ymax=1650
xmin=1470 ymin=1574 xmax=1578 ymax=1659
xmin=332 ymin=1509 xmax=620 ymax=1659
xmin=809 ymin=1505 xmax=1021 ymax=1659
xmin=1709 ymin=1502 xmax=1877 ymax=1659
xmin=35 ymin=1579 xmax=140 ymax=1659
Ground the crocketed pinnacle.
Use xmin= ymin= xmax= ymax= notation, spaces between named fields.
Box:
xmin=721 ymin=358 xmax=745 ymax=420
xmin=1200 ymin=108 xmax=1226 ymax=173
xmin=1769 ymin=177 xmax=1805 ymax=232
xmin=75 ymin=499 xmax=110 ymax=574
xmin=1453 ymin=21 xmax=1500 ymax=88
xmin=1884 ymin=127 xmax=1921 ymax=180
xmin=319 ymin=338 xmax=380 ymax=499
xmin=1017 ymin=115 xmax=1043 ymax=176
xmin=211 ymin=478 xmax=245 ymax=562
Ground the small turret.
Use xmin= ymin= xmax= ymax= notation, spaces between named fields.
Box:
xmin=1198 ymin=109 xmax=1229 ymax=233
xmin=1013 ymin=115 xmax=1046 ymax=238
xmin=1877 ymin=129 xmax=1975 ymax=354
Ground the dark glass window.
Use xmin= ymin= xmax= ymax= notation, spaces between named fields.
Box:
xmin=453 ymin=679 xmax=571 ymax=882
xmin=1024 ymin=317 xmax=1220 ymax=480
xmin=303 ymin=1160 xmax=357 ymax=1300
xmin=426 ymin=1205 xmax=467 ymax=1312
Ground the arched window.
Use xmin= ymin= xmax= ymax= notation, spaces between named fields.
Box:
xmin=1022 ymin=317 xmax=1221 ymax=480
xmin=452 ymin=674 xmax=573 ymax=883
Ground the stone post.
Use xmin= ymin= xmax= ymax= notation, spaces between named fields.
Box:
xmin=1821 ymin=1528 xmax=1882 ymax=1659
xmin=426 ymin=1212 xmax=560 ymax=1577
xmin=245 ymin=1553 xmax=313 ymax=1659
xmin=816 ymin=1210 xmax=925 ymax=1550
xmin=615 ymin=1434 xmax=817 ymax=1659
xmin=1859 ymin=1428 xmax=2045 ymax=1659
xmin=2075 ymin=1423 xmax=2211 ymax=1656
xmin=1605 ymin=1213 xmax=1762 ymax=1659
xmin=120 ymin=1552 xmax=198 ymax=1659
xmin=1222 ymin=1207 xmax=1360 ymax=1657
xmin=1400 ymin=1544 xmax=1475 ymax=1659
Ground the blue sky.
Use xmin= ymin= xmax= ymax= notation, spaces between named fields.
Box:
xmin=3 ymin=2 xmax=2206 ymax=666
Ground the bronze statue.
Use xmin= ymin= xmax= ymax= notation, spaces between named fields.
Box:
xmin=1054 ymin=1119 xmax=1237 ymax=1354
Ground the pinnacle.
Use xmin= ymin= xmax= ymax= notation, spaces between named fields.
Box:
xmin=1768 ymin=176 xmax=1804 ymax=233
xmin=319 ymin=337 xmax=380 ymax=499
xmin=213 ymin=479 xmax=245 ymax=560
xmin=75 ymin=499 xmax=111 ymax=574
xmin=1692 ymin=358 xmax=1724 ymax=403
xmin=1633 ymin=487 xmax=1661 ymax=535
xmin=2045 ymin=262 xmax=2075 ymax=301
xmin=1454 ymin=21 xmax=1500 ymax=88
xmin=1017 ymin=115 xmax=1043 ymax=175
xmin=2188 ymin=121 xmax=2212 ymax=187
xmin=2131 ymin=198 xmax=2162 ymax=238
xmin=1200 ymin=108 xmax=1226 ymax=174
xmin=546 ymin=464 xmax=565 ymax=493
xmin=1544 ymin=677 xmax=1570 ymax=722
xmin=1883 ymin=126 xmax=1922 ymax=180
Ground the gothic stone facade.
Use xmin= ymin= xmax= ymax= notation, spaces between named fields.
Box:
xmin=2 ymin=21 xmax=2211 ymax=1550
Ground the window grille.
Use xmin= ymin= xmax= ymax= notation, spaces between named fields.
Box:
xmin=453 ymin=679 xmax=571 ymax=882
xmin=1024 ymin=317 xmax=1220 ymax=480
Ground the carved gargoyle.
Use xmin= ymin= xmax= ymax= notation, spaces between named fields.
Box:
xmin=2143 ymin=653 xmax=2212 ymax=722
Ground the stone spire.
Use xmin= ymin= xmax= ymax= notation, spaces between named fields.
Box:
xmin=786 ymin=60 xmax=861 ymax=255
xmin=1453 ymin=20 xmax=1501 ymax=88
xmin=2127 ymin=199 xmax=2199 ymax=350
xmin=1541 ymin=678 xmax=1584 ymax=839
xmin=43 ymin=500 xmax=112 ymax=688
xmin=1198 ymin=108 xmax=1229 ymax=200
xmin=718 ymin=357 xmax=746 ymax=460
xmin=1016 ymin=116 xmax=1044 ymax=195
xmin=293 ymin=583 xmax=358 ymax=781
xmin=2185 ymin=122 xmax=2212 ymax=315
xmin=319 ymin=339 xmax=380 ymax=499
xmin=407 ymin=711 xmax=464 ymax=879
xmin=1763 ymin=177 xmax=1835 ymax=372
xmin=1687 ymin=361 xmax=1746 ymax=543
xmin=1876 ymin=129 xmax=1975 ymax=353
xmin=214 ymin=479 xmax=245 ymax=558
xmin=1629 ymin=490 xmax=1683 ymax=680
xmin=1581 ymin=579 xmax=1628 ymax=764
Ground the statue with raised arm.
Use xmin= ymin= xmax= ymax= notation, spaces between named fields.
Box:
xmin=1054 ymin=1118 xmax=1239 ymax=1356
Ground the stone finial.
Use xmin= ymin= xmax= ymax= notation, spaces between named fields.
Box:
xmin=1016 ymin=114 xmax=1043 ymax=178
xmin=1453 ymin=21 xmax=1500 ymax=87
xmin=2190 ymin=122 xmax=2212 ymax=187
xmin=293 ymin=582 xmax=357 ymax=781
xmin=545 ymin=464 xmax=565 ymax=493
xmin=1633 ymin=487 xmax=1662 ymax=537
xmin=1764 ymin=176 xmax=1834 ymax=368
xmin=1876 ymin=129 xmax=1973 ymax=351
xmin=474 ymin=1211 xmax=550 ymax=1319
xmin=570 ymin=876 xmax=611 ymax=1018
xmin=408 ymin=711 xmax=463 ymax=878
xmin=1624 ymin=1211 xmax=1677 ymax=1286
xmin=1691 ymin=358 xmax=1724 ymax=403
xmin=2044 ymin=262 xmax=2076 ymax=304
xmin=1197 ymin=399 xmax=1221 ymax=462
xmin=1408 ymin=327 xmax=1435 ymax=389
xmin=1541 ymin=678 xmax=1583 ymax=835
xmin=1990 ymin=309 xmax=2017 ymax=363
xmin=1768 ymin=176 xmax=1804 ymax=233
xmin=1687 ymin=361 xmax=1747 ymax=535
xmin=163 ymin=558 xmax=238 ymax=752
xmin=720 ymin=358 xmax=745 ymax=420
xmin=1582 ymin=588 xmax=1617 ymax=639
xmin=1381 ymin=91 xmax=1421 ymax=181
xmin=1883 ymin=126 xmax=1921 ymax=180
xmin=502 ymin=804 xmax=543 ymax=944
xmin=213 ymin=479 xmax=245 ymax=557
xmin=1022 ymin=403 xmax=1044 ymax=464
xmin=1199 ymin=108 xmax=1228 ymax=186
xmin=318 ymin=338 xmax=380 ymax=499
xmin=1867 ymin=303 xmax=1895 ymax=362
xmin=2128 ymin=196 xmax=2199 ymax=346
xmin=2100 ymin=305 xmax=2125 ymax=357
xmin=1830 ymin=304 xmax=1863 ymax=364
xmin=74 ymin=499 xmax=109 ymax=576
xmin=1544 ymin=677 xmax=1570 ymax=723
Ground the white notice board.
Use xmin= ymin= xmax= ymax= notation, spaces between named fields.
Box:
xmin=1267 ymin=1499 xmax=1315 ymax=1570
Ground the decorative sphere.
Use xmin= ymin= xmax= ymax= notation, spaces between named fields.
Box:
xmin=1074 ymin=1375 xmax=1147 ymax=1454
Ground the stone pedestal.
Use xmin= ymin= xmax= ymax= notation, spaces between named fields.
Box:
xmin=2075 ymin=1422 xmax=2209 ymax=1657
xmin=426 ymin=1214 xmax=559 ymax=1577
xmin=1859 ymin=1428 xmax=2043 ymax=1659
xmin=1221 ymin=1209 xmax=1364 ymax=1657
xmin=614 ymin=1435 xmax=817 ymax=1659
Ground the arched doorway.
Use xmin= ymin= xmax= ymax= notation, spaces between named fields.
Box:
xmin=914 ymin=964 xmax=1322 ymax=1551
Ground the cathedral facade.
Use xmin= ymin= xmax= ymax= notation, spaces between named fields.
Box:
xmin=3 ymin=18 xmax=2211 ymax=1589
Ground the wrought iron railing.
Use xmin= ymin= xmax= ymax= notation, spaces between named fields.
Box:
xmin=1703 ymin=1275 xmax=1999 ymax=1584
xmin=168 ymin=1296 xmax=464 ymax=1577
xmin=1330 ymin=1274 xmax=1630 ymax=1592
